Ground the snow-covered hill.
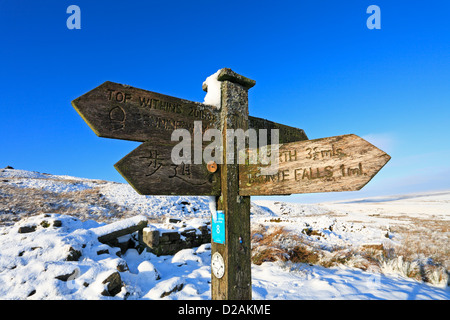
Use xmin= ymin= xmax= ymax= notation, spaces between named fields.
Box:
xmin=0 ymin=167 xmax=449 ymax=300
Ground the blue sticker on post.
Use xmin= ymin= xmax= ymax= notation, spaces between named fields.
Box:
xmin=212 ymin=210 xmax=225 ymax=244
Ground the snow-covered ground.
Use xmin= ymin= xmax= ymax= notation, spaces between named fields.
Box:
xmin=0 ymin=168 xmax=449 ymax=300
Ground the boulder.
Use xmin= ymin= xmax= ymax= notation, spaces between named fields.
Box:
xmin=18 ymin=225 xmax=36 ymax=234
xmin=93 ymin=216 xmax=148 ymax=244
xmin=101 ymin=272 xmax=123 ymax=297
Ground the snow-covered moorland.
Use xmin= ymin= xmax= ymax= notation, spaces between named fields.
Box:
xmin=0 ymin=168 xmax=449 ymax=300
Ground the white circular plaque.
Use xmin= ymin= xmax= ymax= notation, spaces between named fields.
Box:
xmin=211 ymin=252 xmax=225 ymax=279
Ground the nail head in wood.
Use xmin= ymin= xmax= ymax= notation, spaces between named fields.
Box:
xmin=207 ymin=161 xmax=218 ymax=173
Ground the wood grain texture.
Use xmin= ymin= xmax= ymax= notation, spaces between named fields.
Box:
xmin=211 ymin=78 xmax=252 ymax=301
xmin=72 ymin=81 xmax=309 ymax=197
xmin=114 ymin=140 xmax=220 ymax=196
xmin=72 ymin=81 xmax=219 ymax=142
xmin=248 ymin=116 xmax=308 ymax=145
xmin=72 ymin=81 xmax=308 ymax=145
xmin=239 ymin=134 xmax=391 ymax=196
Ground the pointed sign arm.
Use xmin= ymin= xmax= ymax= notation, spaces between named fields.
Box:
xmin=239 ymin=134 xmax=391 ymax=196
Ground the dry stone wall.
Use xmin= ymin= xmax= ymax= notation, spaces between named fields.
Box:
xmin=139 ymin=219 xmax=211 ymax=256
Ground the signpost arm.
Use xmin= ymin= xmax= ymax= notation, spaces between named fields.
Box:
xmin=211 ymin=68 xmax=255 ymax=300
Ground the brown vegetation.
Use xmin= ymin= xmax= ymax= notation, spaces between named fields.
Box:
xmin=250 ymin=223 xmax=449 ymax=286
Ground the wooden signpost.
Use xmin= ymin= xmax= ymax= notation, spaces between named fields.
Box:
xmin=72 ymin=80 xmax=307 ymax=196
xmin=72 ymin=68 xmax=390 ymax=300
xmin=72 ymin=81 xmax=218 ymax=143
xmin=239 ymin=134 xmax=391 ymax=196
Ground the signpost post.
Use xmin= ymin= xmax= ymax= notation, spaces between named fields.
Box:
xmin=209 ymin=69 xmax=255 ymax=300
xmin=72 ymin=68 xmax=390 ymax=300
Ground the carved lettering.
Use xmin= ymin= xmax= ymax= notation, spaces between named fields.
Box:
xmin=189 ymin=106 xmax=215 ymax=121
xmin=246 ymin=163 xmax=370 ymax=185
xmin=246 ymin=163 xmax=371 ymax=186
xmin=280 ymin=150 xmax=297 ymax=163
xmin=340 ymin=163 xmax=366 ymax=177
xmin=169 ymin=163 xmax=208 ymax=186
xmin=306 ymin=144 xmax=346 ymax=160
xmin=293 ymin=166 xmax=334 ymax=181
xmin=281 ymin=169 xmax=289 ymax=181
xmin=138 ymin=97 xmax=182 ymax=114
xmin=107 ymin=90 xmax=132 ymax=103
xmin=140 ymin=150 xmax=164 ymax=177
xmin=138 ymin=96 xmax=151 ymax=107
xmin=109 ymin=106 xmax=126 ymax=131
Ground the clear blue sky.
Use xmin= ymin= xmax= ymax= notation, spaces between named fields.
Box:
xmin=1 ymin=1 xmax=449 ymax=202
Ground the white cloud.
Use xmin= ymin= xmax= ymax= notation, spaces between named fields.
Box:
xmin=361 ymin=133 xmax=396 ymax=154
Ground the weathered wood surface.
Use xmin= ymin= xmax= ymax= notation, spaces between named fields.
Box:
xmin=72 ymin=81 xmax=308 ymax=197
xmin=248 ymin=116 xmax=308 ymax=145
xmin=72 ymin=81 xmax=219 ymax=143
xmin=211 ymin=70 xmax=252 ymax=301
xmin=72 ymin=81 xmax=307 ymax=145
xmin=114 ymin=140 xmax=220 ymax=196
xmin=239 ymin=134 xmax=391 ymax=196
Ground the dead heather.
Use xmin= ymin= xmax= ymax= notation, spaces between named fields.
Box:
xmin=384 ymin=218 xmax=450 ymax=285
xmin=0 ymin=180 xmax=151 ymax=226
xmin=251 ymin=225 xmax=321 ymax=266
xmin=250 ymin=223 xmax=449 ymax=287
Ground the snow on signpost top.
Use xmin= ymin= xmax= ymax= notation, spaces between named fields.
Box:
xmin=202 ymin=69 xmax=222 ymax=109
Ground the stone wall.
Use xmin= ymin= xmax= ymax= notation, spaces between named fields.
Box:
xmin=139 ymin=220 xmax=211 ymax=256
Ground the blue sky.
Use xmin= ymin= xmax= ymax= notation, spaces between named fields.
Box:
xmin=1 ymin=1 xmax=449 ymax=203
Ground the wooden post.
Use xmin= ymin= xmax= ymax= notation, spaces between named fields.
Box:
xmin=210 ymin=68 xmax=255 ymax=300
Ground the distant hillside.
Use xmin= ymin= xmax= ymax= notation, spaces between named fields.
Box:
xmin=0 ymin=168 xmax=213 ymax=226
xmin=0 ymin=167 xmax=327 ymax=226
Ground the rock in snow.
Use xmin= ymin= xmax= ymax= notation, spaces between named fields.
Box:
xmin=93 ymin=215 xmax=148 ymax=243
